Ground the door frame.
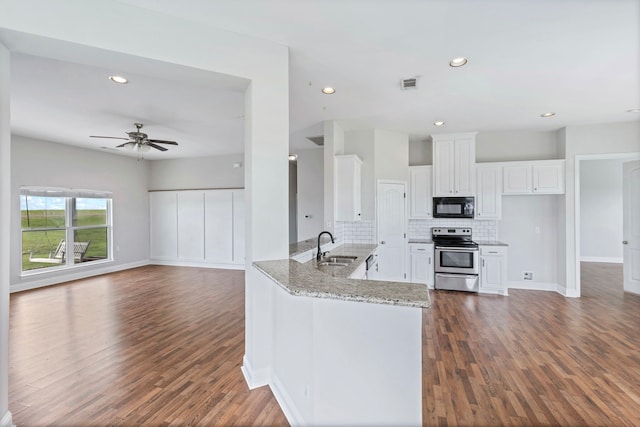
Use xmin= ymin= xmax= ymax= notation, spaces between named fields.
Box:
xmin=375 ymin=179 xmax=408 ymax=281
xmin=574 ymin=152 xmax=640 ymax=297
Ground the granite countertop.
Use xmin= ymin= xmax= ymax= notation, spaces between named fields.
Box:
xmin=255 ymin=243 xmax=430 ymax=309
xmin=289 ymin=238 xmax=318 ymax=257
xmin=476 ymin=240 xmax=509 ymax=246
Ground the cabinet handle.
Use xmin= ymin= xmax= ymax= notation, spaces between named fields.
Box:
xmin=428 ymin=257 xmax=431 ymax=265
xmin=623 ymin=241 xmax=628 ymax=245
xmin=380 ymin=241 xmax=386 ymax=244
xmin=482 ymin=259 xmax=485 ymax=267
xmin=488 ymin=251 xmax=498 ymax=254
xmin=534 ymin=187 xmax=538 ymax=191
xmin=416 ymin=248 xmax=426 ymax=251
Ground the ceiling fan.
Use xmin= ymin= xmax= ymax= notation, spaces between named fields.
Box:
xmin=90 ymin=123 xmax=178 ymax=152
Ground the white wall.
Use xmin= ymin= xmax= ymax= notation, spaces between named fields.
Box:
xmin=0 ymin=41 xmax=11 ymax=427
xmin=10 ymin=136 xmax=151 ymax=291
xmin=580 ymin=159 xmax=625 ymax=262
xmin=561 ymin=121 xmax=640 ymax=293
xmin=476 ymin=130 xmax=559 ymax=162
xmin=296 ymin=148 xmax=324 ymax=241
xmin=499 ymin=195 xmax=560 ymax=287
xmin=148 ymin=154 xmax=244 ymax=190
xmin=374 ymin=129 xmax=409 ymax=183
xmin=408 ymin=139 xmax=432 ymax=166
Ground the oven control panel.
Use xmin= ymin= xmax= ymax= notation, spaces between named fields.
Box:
xmin=432 ymin=227 xmax=472 ymax=237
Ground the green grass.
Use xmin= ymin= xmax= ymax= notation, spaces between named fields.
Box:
xmin=21 ymin=209 xmax=109 ymax=271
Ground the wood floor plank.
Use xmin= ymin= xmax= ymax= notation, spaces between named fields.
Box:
xmin=9 ymin=261 xmax=640 ymax=425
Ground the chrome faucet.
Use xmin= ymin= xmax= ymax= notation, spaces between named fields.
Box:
xmin=316 ymin=231 xmax=335 ymax=262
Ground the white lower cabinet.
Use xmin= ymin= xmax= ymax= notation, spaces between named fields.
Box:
xmin=408 ymin=243 xmax=434 ymax=289
xmin=150 ymin=189 xmax=245 ymax=267
xmin=479 ymin=245 xmax=508 ymax=295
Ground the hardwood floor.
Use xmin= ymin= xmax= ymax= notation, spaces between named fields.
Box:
xmin=9 ymin=262 xmax=640 ymax=426
xmin=423 ymin=262 xmax=640 ymax=426
xmin=9 ymin=266 xmax=288 ymax=426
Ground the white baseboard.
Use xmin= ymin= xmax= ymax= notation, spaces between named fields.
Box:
xmin=509 ymin=281 xmax=580 ymax=298
xmin=580 ymin=256 xmax=623 ymax=264
xmin=508 ymin=280 xmax=558 ymax=292
xmin=270 ymin=373 xmax=305 ymax=427
xmin=150 ymin=259 xmax=245 ymax=270
xmin=241 ymin=355 xmax=270 ymax=390
xmin=11 ymin=260 xmax=150 ymax=293
xmin=624 ymin=283 xmax=640 ymax=295
xmin=1 ymin=411 xmax=12 ymax=427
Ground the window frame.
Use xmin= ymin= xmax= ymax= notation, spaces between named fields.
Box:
xmin=20 ymin=187 xmax=113 ymax=276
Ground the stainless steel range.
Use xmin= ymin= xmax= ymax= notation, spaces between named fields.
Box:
xmin=432 ymin=227 xmax=479 ymax=292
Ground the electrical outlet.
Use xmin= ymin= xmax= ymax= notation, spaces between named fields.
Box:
xmin=523 ymin=271 xmax=533 ymax=281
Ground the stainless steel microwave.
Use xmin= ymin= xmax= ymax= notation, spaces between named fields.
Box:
xmin=433 ymin=197 xmax=475 ymax=219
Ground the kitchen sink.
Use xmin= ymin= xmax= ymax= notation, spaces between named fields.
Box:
xmin=317 ymin=255 xmax=358 ymax=267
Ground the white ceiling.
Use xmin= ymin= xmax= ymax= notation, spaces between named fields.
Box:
xmin=7 ymin=0 xmax=640 ymax=158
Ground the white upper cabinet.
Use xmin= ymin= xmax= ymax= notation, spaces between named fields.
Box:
xmin=432 ymin=133 xmax=476 ymax=197
xmin=409 ymin=165 xmax=432 ymax=218
xmin=335 ymin=154 xmax=363 ymax=221
xmin=533 ymin=161 xmax=564 ymax=193
xmin=503 ymin=160 xmax=564 ymax=195
xmin=476 ymin=165 xmax=502 ymax=219
xmin=503 ymin=164 xmax=532 ymax=194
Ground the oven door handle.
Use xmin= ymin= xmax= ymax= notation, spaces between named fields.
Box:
xmin=435 ymin=247 xmax=478 ymax=252
xmin=436 ymin=273 xmax=479 ymax=279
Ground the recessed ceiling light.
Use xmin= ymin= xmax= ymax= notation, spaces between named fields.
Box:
xmin=449 ymin=57 xmax=468 ymax=67
xmin=322 ymin=87 xmax=335 ymax=94
xmin=109 ymin=75 xmax=128 ymax=84
xmin=540 ymin=112 xmax=556 ymax=117
xmin=626 ymin=108 xmax=640 ymax=113
xmin=288 ymin=154 xmax=298 ymax=161
xmin=434 ymin=121 xmax=445 ymax=126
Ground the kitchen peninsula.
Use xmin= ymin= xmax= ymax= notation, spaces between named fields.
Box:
xmin=243 ymin=242 xmax=430 ymax=426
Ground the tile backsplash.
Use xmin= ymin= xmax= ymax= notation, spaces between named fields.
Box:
xmin=338 ymin=220 xmax=376 ymax=244
xmin=409 ymin=219 xmax=497 ymax=241
xmin=336 ymin=218 xmax=497 ymax=244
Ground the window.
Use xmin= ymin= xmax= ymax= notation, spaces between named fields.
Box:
xmin=21 ymin=187 xmax=112 ymax=273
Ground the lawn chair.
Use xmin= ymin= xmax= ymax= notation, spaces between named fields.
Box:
xmin=29 ymin=239 xmax=91 ymax=264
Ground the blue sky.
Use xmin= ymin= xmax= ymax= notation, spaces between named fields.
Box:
xmin=20 ymin=196 xmax=107 ymax=211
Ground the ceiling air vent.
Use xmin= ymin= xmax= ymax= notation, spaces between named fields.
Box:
xmin=401 ymin=77 xmax=418 ymax=90
xmin=306 ymin=135 xmax=324 ymax=146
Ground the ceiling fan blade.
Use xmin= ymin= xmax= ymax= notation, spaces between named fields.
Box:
xmin=147 ymin=139 xmax=178 ymax=145
xmin=90 ymin=135 xmax=130 ymax=140
xmin=115 ymin=143 xmax=129 ymax=148
xmin=148 ymin=142 xmax=168 ymax=151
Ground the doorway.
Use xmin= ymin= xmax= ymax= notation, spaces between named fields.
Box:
xmin=575 ymin=153 xmax=640 ymax=296
xmin=376 ymin=180 xmax=407 ymax=281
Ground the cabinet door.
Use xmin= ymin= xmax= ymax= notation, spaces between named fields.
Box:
xmin=409 ymin=166 xmax=432 ymax=218
xmin=335 ymin=155 xmax=362 ymax=221
xmin=503 ymin=164 xmax=532 ymax=194
xmin=409 ymin=249 xmax=429 ymax=284
xmin=480 ymin=255 xmax=506 ymax=291
xmin=177 ymin=191 xmax=205 ymax=261
xmin=453 ymin=138 xmax=476 ymax=196
xmin=476 ymin=165 xmax=502 ymax=219
xmin=533 ymin=162 xmax=564 ymax=193
xmin=232 ymin=190 xmax=245 ymax=264
xmin=433 ymin=140 xmax=454 ymax=196
xmin=149 ymin=191 xmax=178 ymax=259
xmin=204 ymin=190 xmax=233 ymax=263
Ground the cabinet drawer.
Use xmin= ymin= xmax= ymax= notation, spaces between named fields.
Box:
xmin=480 ymin=246 xmax=507 ymax=256
xmin=410 ymin=244 xmax=432 ymax=253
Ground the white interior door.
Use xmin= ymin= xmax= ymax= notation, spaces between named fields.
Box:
xmin=623 ymin=160 xmax=640 ymax=294
xmin=376 ymin=181 xmax=406 ymax=281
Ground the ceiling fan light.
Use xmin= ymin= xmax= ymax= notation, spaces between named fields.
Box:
xmin=124 ymin=142 xmax=135 ymax=150
xmin=139 ymin=144 xmax=151 ymax=153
